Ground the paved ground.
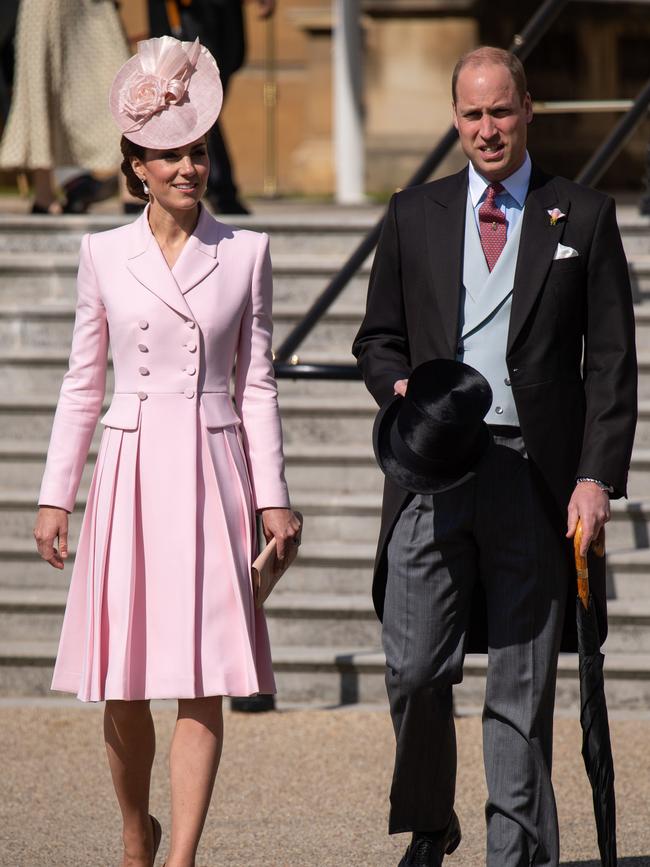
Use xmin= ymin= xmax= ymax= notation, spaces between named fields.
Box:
xmin=1 ymin=702 xmax=650 ymax=866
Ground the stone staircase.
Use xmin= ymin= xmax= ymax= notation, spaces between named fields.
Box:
xmin=1 ymin=204 xmax=650 ymax=711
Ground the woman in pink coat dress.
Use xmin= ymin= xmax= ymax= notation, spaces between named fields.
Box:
xmin=33 ymin=36 xmax=301 ymax=867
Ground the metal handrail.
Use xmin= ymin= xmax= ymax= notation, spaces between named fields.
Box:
xmin=274 ymin=0 xmax=650 ymax=379
xmin=533 ymin=100 xmax=634 ymax=114
xmin=274 ymin=362 xmax=361 ymax=381
xmin=576 ymin=78 xmax=650 ymax=186
xmin=273 ymin=0 xmax=569 ymax=365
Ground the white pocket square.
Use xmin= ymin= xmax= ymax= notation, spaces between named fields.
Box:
xmin=553 ymin=242 xmax=579 ymax=260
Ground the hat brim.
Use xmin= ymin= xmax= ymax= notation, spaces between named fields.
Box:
xmin=109 ymin=44 xmax=223 ymax=149
xmin=372 ymin=394 xmax=491 ymax=495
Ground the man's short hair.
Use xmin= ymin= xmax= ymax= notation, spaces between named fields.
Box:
xmin=452 ymin=46 xmax=528 ymax=104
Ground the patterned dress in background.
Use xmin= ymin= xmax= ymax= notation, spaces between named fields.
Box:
xmin=0 ymin=0 xmax=130 ymax=172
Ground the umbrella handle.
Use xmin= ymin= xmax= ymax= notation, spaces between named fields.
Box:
xmin=574 ymin=519 xmax=590 ymax=610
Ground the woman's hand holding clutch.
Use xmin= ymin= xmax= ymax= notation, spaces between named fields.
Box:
xmin=260 ymin=507 xmax=302 ymax=562
xmin=34 ymin=506 xmax=69 ymax=569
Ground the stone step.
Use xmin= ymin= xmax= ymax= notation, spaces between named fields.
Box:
xmin=628 ymin=448 xmax=650 ymax=497
xmin=0 ymin=388 xmax=378 ymax=446
xmin=8 ymin=394 xmax=650 ymax=479
xmin=2 ymin=516 xmax=650 ymax=607
xmin=0 ymin=348 xmax=366 ymax=401
xmin=0 ymin=422 xmax=650 ymax=499
xmin=2 ymin=638 xmax=650 ymax=710
xmin=0 ymin=301 xmax=364 ymax=358
xmin=0 ymin=486 xmax=385 ymax=549
xmin=618 ymin=211 xmax=650 ymax=257
xmin=607 ymin=548 xmax=650 ymax=599
xmin=10 ymin=428 xmax=650 ymax=499
xmin=0 ymin=205 xmax=645 ymax=252
xmin=0 ymin=536 xmax=381 ymax=595
xmin=1 ymin=247 xmax=650 ymax=312
xmin=0 ymin=207 xmax=644 ymax=257
xmin=3 ymin=307 xmax=650 ymax=396
xmin=632 ymin=306 xmax=650 ymax=343
xmin=629 ymin=255 xmax=650 ymax=302
xmin=0 ymin=211 xmax=379 ymax=256
xmin=0 ymin=434 xmax=383 ymax=493
xmin=3 ymin=582 xmax=650 ymax=650
xmin=3 ymin=410 xmax=650 ymax=489
xmin=0 ymin=252 xmax=372 ymax=307
xmin=0 ymin=468 xmax=650 ymax=568
xmin=0 ymin=587 xmax=384 ymax=646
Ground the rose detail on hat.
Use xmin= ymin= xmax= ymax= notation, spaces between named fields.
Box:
xmin=122 ymin=73 xmax=169 ymax=122
xmin=547 ymin=208 xmax=567 ymax=226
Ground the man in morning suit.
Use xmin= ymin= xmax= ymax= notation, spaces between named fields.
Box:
xmin=352 ymin=47 xmax=637 ymax=866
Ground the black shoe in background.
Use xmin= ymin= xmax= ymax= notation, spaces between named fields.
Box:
xmin=62 ymin=173 xmax=118 ymax=214
xmin=230 ymin=694 xmax=275 ymax=713
xmin=123 ymin=201 xmax=146 ymax=215
xmin=207 ymin=192 xmax=251 ymax=216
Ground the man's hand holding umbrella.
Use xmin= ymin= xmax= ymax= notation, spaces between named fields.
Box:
xmin=567 ymin=480 xmax=611 ymax=556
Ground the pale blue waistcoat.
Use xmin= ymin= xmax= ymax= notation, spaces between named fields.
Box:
xmin=457 ymin=192 xmax=525 ymax=426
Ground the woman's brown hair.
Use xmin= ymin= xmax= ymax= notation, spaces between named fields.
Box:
xmin=120 ymin=136 xmax=149 ymax=202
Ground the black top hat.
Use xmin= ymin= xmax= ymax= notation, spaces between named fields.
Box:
xmin=372 ymin=359 xmax=493 ymax=495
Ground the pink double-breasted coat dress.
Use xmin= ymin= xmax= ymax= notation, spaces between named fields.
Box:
xmin=39 ymin=205 xmax=290 ymax=701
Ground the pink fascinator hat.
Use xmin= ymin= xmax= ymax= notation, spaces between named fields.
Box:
xmin=109 ymin=36 xmax=223 ymax=149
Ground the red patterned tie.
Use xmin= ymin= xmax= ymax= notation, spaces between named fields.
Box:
xmin=479 ymin=182 xmax=506 ymax=271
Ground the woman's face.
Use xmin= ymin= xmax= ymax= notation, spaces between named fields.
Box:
xmin=133 ymin=137 xmax=210 ymax=210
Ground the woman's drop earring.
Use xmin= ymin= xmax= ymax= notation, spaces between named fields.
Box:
xmin=142 ymin=179 xmax=150 ymax=196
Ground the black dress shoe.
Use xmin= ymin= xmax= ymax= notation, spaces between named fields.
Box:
xmin=398 ymin=811 xmax=461 ymax=866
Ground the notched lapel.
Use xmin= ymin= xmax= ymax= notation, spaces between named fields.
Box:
xmin=125 ymin=211 xmax=195 ymax=320
xmin=423 ymin=171 xmax=467 ymax=357
xmin=172 ymin=206 xmax=220 ymax=295
xmin=508 ymin=178 xmax=570 ymax=353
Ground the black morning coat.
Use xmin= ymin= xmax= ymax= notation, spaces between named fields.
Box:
xmin=352 ymin=165 xmax=638 ymax=652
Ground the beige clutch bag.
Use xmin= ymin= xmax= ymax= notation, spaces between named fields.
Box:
xmin=252 ymin=511 xmax=303 ymax=609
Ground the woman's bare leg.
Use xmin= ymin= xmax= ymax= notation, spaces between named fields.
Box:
xmin=165 ymin=696 xmax=224 ymax=867
xmin=104 ymin=699 xmax=157 ymax=867
xmin=32 ymin=168 xmax=62 ymax=213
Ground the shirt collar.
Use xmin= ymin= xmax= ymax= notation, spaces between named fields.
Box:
xmin=468 ymin=151 xmax=532 ymax=208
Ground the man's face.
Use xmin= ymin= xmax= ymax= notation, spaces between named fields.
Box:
xmin=453 ymin=62 xmax=533 ymax=182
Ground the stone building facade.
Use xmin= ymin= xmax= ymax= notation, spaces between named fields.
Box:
xmin=219 ymin=0 xmax=650 ymax=197
xmin=5 ymin=0 xmax=648 ymax=198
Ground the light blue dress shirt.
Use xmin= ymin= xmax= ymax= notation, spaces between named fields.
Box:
xmin=468 ymin=151 xmax=532 ymax=239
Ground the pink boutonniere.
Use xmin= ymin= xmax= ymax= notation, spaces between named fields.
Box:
xmin=547 ymin=208 xmax=567 ymax=226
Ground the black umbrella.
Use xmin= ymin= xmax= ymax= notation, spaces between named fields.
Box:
xmin=574 ymin=519 xmax=617 ymax=866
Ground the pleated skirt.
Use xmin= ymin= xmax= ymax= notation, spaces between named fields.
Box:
xmin=51 ymin=396 xmax=275 ymax=701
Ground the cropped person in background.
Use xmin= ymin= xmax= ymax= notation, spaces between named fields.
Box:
xmin=33 ymin=35 xmax=300 ymax=866
xmin=0 ymin=0 xmax=19 ymax=123
xmin=148 ymin=0 xmax=275 ymax=215
xmin=0 ymin=0 xmax=129 ymax=214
